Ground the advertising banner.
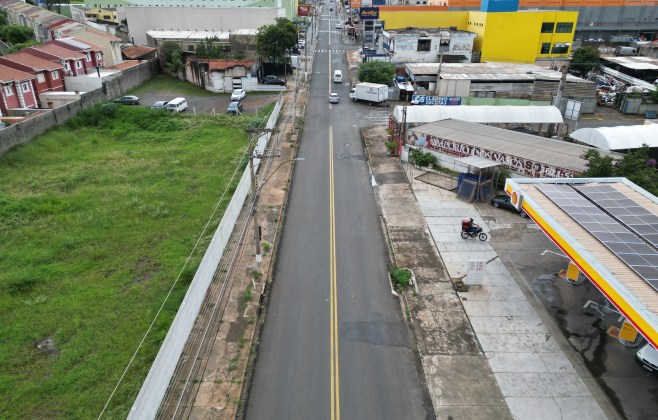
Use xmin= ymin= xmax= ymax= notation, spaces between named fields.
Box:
xmin=350 ymin=0 xmax=362 ymax=9
xmin=359 ymin=7 xmax=379 ymax=20
xmin=298 ymin=5 xmax=311 ymax=16
xmin=411 ymin=95 xmax=462 ymax=106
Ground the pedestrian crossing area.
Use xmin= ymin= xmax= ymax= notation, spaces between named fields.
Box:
xmin=362 ymin=110 xmax=390 ymax=125
xmin=316 ymin=49 xmax=345 ymax=53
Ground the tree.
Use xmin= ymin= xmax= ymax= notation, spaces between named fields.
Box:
xmin=358 ymin=61 xmax=395 ymax=86
xmin=0 ymin=10 xmax=7 ymax=26
xmin=256 ymin=18 xmax=297 ymax=63
xmin=581 ymin=146 xmax=658 ymax=196
xmin=0 ymin=25 xmax=34 ymax=44
xmin=571 ymin=47 xmax=599 ymax=76
xmin=44 ymin=0 xmax=68 ymax=13
xmin=160 ymin=41 xmax=184 ymax=74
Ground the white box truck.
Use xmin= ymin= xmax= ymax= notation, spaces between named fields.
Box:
xmin=349 ymin=82 xmax=388 ymax=104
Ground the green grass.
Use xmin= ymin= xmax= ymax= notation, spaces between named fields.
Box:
xmin=0 ymin=104 xmax=264 ymax=418
xmin=131 ymin=74 xmax=219 ymax=97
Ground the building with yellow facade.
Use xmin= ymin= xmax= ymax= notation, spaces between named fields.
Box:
xmin=376 ymin=4 xmax=577 ymax=64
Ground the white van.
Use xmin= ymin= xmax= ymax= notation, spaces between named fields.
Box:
xmin=333 ymin=70 xmax=342 ymax=83
xmin=166 ymin=97 xmax=187 ymax=113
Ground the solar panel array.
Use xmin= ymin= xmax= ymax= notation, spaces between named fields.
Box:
xmin=536 ymin=183 xmax=658 ymax=291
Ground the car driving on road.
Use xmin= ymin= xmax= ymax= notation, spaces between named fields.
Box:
xmin=329 ymin=93 xmax=339 ymax=104
xmin=491 ymin=194 xmax=528 ymax=218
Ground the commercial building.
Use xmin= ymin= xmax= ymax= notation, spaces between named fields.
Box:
xmin=375 ymin=4 xmax=577 ymax=63
xmin=381 ymin=27 xmax=477 ymax=63
xmin=427 ymin=0 xmax=657 ymax=42
xmin=404 ymin=62 xmax=597 ymax=112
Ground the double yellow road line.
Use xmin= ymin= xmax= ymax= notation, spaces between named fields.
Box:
xmin=329 ymin=127 xmax=340 ymax=420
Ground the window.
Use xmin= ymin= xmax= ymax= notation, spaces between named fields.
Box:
xmin=64 ymin=62 xmax=71 ymax=71
xmin=541 ymin=22 xmax=554 ymax=33
xmin=37 ymin=73 xmax=46 ymax=83
xmin=188 ymin=45 xmax=195 ymax=52
xmin=4 ymin=85 xmax=13 ymax=96
xmin=51 ymin=70 xmax=59 ymax=80
xmin=540 ymin=43 xmax=550 ymax=54
xmin=555 ymin=23 xmax=573 ymax=33
xmin=85 ymin=52 xmax=91 ymax=61
xmin=417 ymin=39 xmax=431 ymax=52
xmin=551 ymin=44 xmax=569 ymax=54
xmin=21 ymin=82 xmax=31 ymax=92
xmin=75 ymin=61 xmax=82 ymax=69
xmin=96 ymin=52 xmax=102 ymax=60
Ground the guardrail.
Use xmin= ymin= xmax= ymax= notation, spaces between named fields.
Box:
xmin=127 ymin=97 xmax=283 ymax=420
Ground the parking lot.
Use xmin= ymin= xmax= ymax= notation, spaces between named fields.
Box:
xmin=130 ymin=83 xmax=280 ymax=116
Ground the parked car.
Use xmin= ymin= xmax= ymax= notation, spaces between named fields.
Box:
xmin=263 ymin=76 xmax=286 ymax=86
xmin=114 ymin=95 xmax=140 ymax=105
xmin=227 ymin=101 xmax=243 ymax=115
xmin=151 ymin=100 xmax=169 ymax=110
xmin=491 ymin=194 xmax=528 ymax=218
xmin=329 ymin=93 xmax=339 ymax=104
xmin=230 ymin=89 xmax=246 ymax=101
xmin=636 ymin=343 xmax=658 ymax=373
xmin=166 ymin=97 xmax=188 ymax=113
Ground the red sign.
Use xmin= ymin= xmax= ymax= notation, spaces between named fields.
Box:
xmin=350 ymin=0 xmax=362 ymax=9
xmin=298 ymin=5 xmax=311 ymax=16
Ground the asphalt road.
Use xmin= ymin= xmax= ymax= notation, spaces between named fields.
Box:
xmin=245 ymin=5 xmax=429 ymax=420
xmin=478 ymin=203 xmax=658 ymax=420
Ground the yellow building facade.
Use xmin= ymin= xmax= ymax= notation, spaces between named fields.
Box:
xmin=84 ymin=8 xmax=119 ymax=24
xmin=378 ymin=7 xmax=577 ymax=64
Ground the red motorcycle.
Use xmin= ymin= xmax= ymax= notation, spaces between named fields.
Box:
xmin=461 ymin=220 xmax=488 ymax=241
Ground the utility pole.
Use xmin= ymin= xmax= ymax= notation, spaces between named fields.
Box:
xmin=548 ymin=63 xmax=569 ymax=137
xmin=434 ymin=52 xmax=443 ymax=97
xmin=246 ymin=127 xmax=279 ymax=267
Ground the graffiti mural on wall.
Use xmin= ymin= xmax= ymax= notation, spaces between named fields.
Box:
xmin=406 ymin=133 xmax=577 ymax=178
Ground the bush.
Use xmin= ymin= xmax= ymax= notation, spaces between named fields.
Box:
xmin=409 ymin=149 xmax=436 ymax=168
xmin=385 ymin=141 xmax=397 ymax=151
xmin=391 ymin=268 xmax=411 ymax=291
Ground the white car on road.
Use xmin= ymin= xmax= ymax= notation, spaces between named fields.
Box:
xmin=231 ymin=89 xmax=246 ymax=101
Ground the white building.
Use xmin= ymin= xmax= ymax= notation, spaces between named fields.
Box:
xmin=381 ymin=28 xmax=477 ymax=64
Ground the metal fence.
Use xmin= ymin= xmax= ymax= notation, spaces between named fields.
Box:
xmin=127 ymin=97 xmax=283 ymax=419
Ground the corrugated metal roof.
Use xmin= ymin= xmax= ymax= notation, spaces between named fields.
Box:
xmin=602 ymin=56 xmax=658 ymax=70
xmin=410 ymin=119 xmax=619 ymax=173
xmin=393 ymin=105 xmax=564 ymax=124
xmin=147 ymin=29 xmax=257 ymax=40
xmin=570 ymin=125 xmax=658 ymax=150
xmin=405 ymin=62 xmax=592 ymax=84
xmin=455 ymin=155 xmax=501 ymax=169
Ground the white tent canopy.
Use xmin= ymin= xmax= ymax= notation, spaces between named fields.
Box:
xmin=392 ymin=105 xmax=564 ymax=125
xmin=570 ymin=125 xmax=658 ymax=150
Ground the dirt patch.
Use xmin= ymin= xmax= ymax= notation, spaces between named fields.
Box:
xmin=36 ymin=335 xmax=58 ymax=356
xmin=131 ymin=257 xmax=161 ymax=284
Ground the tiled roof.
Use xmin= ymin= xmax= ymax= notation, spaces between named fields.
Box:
xmin=199 ymin=59 xmax=255 ymax=71
xmin=0 ymin=64 xmax=36 ymax=82
xmin=121 ymin=45 xmax=156 ymax=59
xmin=0 ymin=51 xmax=63 ymax=71
xmin=82 ymin=27 xmax=122 ymax=42
xmin=107 ymin=60 xmax=142 ymax=70
xmin=56 ymin=37 xmax=105 ymax=52
xmin=29 ymin=44 xmax=86 ymax=60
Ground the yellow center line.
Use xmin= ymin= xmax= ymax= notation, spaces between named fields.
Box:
xmin=329 ymin=126 xmax=340 ymax=420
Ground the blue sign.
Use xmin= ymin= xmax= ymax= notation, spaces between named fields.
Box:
xmin=411 ymin=95 xmax=462 ymax=106
xmin=372 ymin=0 xmax=386 ymax=4
xmin=359 ymin=7 xmax=379 ymax=20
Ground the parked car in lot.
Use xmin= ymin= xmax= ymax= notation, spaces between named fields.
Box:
xmin=114 ymin=95 xmax=140 ymax=105
xmin=491 ymin=194 xmax=528 ymax=218
xmin=231 ymin=89 xmax=246 ymax=101
xmin=263 ymin=75 xmax=286 ymax=86
xmin=329 ymin=93 xmax=339 ymax=104
xmin=636 ymin=343 xmax=658 ymax=373
xmin=227 ymin=101 xmax=243 ymax=115
xmin=150 ymin=100 xmax=169 ymax=110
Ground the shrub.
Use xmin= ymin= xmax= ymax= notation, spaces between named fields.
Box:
xmin=391 ymin=268 xmax=411 ymax=291
xmin=385 ymin=141 xmax=397 ymax=151
xmin=409 ymin=149 xmax=436 ymax=168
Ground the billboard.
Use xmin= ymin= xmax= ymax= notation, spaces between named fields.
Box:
xmin=350 ymin=0 xmax=362 ymax=9
xmin=359 ymin=7 xmax=379 ymax=20
xmin=298 ymin=5 xmax=311 ymax=16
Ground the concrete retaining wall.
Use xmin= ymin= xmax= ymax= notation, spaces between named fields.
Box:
xmin=0 ymin=60 xmax=159 ymax=156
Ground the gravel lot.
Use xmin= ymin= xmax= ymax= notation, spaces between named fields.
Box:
xmin=135 ymin=87 xmax=280 ymax=116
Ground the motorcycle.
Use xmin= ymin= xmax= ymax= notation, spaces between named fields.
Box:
xmin=461 ymin=225 xmax=488 ymax=241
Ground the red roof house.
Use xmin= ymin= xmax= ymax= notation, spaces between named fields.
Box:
xmin=0 ymin=64 xmax=38 ymax=114
xmin=24 ymin=44 xmax=87 ymax=76
xmin=0 ymin=51 xmax=65 ymax=103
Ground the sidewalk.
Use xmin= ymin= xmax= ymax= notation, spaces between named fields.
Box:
xmin=364 ymin=126 xmax=617 ymax=420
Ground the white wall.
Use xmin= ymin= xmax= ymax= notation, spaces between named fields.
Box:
xmin=124 ymin=7 xmax=283 ymax=45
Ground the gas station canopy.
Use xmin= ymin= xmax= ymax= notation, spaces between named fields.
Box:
xmin=505 ymin=177 xmax=658 ymax=349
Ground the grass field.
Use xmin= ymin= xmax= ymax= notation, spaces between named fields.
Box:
xmin=0 ymin=101 xmax=266 ymax=418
